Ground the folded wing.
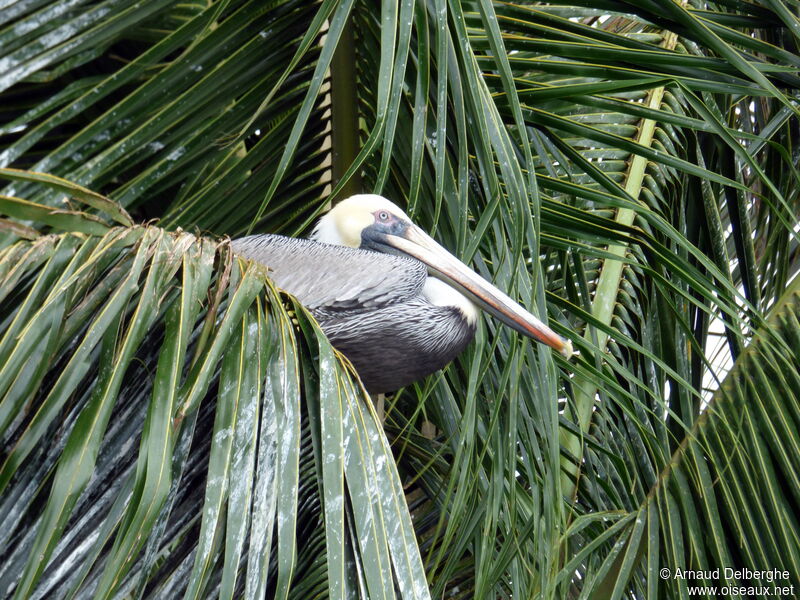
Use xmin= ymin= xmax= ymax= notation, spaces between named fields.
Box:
xmin=231 ymin=234 xmax=427 ymax=312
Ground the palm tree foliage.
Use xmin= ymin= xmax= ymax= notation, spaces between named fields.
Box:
xmin=0 ymin=0 xmax=799 ymax=598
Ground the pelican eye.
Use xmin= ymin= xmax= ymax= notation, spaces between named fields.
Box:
xmin=377 ymin=210 xmax=391 ymax=222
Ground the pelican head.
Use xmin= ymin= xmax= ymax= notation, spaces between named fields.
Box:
xmin=313 ymin=194 xmax=573 ymax=358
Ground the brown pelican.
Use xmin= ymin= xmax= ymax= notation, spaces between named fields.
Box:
xmin=232 ymin=195 xmax=572 ymax=393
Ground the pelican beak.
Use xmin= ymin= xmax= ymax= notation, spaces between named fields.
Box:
xmin=383 ymin=224 xmax=574 ymax=358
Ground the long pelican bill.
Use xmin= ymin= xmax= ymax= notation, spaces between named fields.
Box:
xmin=382 ymin=224 xmax=574 ymax=358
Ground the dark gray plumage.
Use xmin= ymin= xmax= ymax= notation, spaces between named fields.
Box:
xmin=232 ymin=234 xmax=476 ymax=393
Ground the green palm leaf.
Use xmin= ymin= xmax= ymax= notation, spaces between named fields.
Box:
xmin=0 ymin=216 xmax=429 ymax=599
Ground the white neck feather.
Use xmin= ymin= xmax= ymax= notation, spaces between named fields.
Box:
xmin=423 ymin=277 xmax=478 ymax=325
xmin=311 ymin=213 xmax=345 ymax=245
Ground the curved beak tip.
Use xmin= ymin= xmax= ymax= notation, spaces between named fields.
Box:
xmin=385 ymin=225 xmax=577 ymax=360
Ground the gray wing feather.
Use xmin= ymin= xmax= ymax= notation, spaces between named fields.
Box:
xmin=231 ymin=234 xmax=426 ymax=310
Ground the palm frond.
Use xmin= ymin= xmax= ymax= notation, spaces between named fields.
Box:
xmin=0 ymin=180 xmax=428 ymax=599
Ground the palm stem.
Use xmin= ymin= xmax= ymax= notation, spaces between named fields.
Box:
xmin=330 ymin=19 xmax=361 ymax=200
xmin=560 ymin=32 xmax=680 ymax=500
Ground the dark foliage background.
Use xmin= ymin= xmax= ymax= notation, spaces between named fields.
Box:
xmin=0 ymin=0 xmax=799 ymax=598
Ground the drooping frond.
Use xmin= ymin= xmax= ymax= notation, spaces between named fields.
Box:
xmin=0 ymin=177 xmax=429 ymax=599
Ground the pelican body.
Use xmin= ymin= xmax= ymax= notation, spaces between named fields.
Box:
xmin=233 ymin=195 xmax=571 ymax=393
